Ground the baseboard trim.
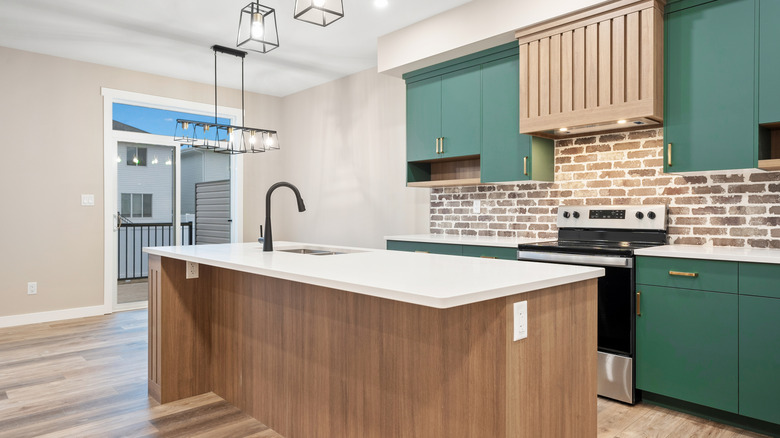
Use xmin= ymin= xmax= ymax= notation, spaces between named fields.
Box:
xmin=0 ymin=305 xmax=110 ymax=329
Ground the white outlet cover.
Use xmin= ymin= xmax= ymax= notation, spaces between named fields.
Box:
xmin=186 ymin=261 xmax=199 ymax=279
xmin=473 ymin=200 xmax=480 ymax=214
xmin=81 ymin=194 xmax=95 ymax=206
xmin=513 ymin=301 xmax=528 ymax=341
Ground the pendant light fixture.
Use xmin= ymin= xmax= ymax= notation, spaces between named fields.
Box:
xmin=174 ymin=45 xmax=279 ymax=155
xmin=294 ymin=0 xmax=344 ymax=27
xmin=237 ymin=2 xmax=280 ymax=53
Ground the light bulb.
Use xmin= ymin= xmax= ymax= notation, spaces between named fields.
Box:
xmin=264 ymin=134 xmax=275 ymax=147
xmin=250 ymin=131 xmax=257 ymax=145
xmin=165 ymin=158 xmax=172 ymax=166
xmin=313 ymin=0 xmax=326 ymax=7
xmin=182 ymin=121 xmax=189 ymax=130
xmin=132 ymin=156 xmax=139 ymax=164
xmin=374 ymin=0 xmax=388 ymax=8
xmin=617 ymin=119 xmax=627 ymax=124
xmin=116 ymin=155 xmax=122 ymax=163
xmin=559 ymin=127 xmax=568 ymax=132
xmin=251 ymin=13 xmax=264 ymax=39
xmin=151 ymin=156 xmax=159 ymax=165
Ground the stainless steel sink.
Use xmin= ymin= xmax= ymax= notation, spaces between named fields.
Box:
xmin=278 ymin=248 xmax=345 ymax=256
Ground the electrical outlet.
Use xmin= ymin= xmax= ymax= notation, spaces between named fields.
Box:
xmin=473 ymin=200 xmax=480 ymax=214
xmin=27 ymin=282 xmax=37 ymax=295
xmin=186 ymin=261 xmax=199 ymax=279
xmin=513 ymin=301 xmax=527 ymax=341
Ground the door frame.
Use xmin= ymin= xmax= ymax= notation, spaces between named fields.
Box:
xmin=101 ymin=88 xmax=244 ymax=313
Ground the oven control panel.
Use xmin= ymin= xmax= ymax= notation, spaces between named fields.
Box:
xmin=557 ymin=204 xmax=668 ymax=230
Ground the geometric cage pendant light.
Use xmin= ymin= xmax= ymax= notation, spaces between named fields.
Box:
xmin=294 ymin=0 xmax=344 ymax=27
xmin=237 ymin=1 xmax=280 ymax=54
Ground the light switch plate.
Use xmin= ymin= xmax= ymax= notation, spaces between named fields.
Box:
xmin=513 ymin=301 xmax=527 ymax=341
xmin=81 ymin=194 xmax=95 ymax=206
xmin=472 ymin=200 xmax=480 ymax=214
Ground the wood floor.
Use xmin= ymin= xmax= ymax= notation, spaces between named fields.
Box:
xmin=0 ymin=310 xmax=768 ymax=438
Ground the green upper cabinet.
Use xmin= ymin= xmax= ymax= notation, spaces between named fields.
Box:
xmin=406 ymin=76 xmax=443 ymax=162
xmin=481 ymin=54 xmax=553 ymax=183
xmin=406 ymin=66 xmax=481 ymax=162
xmin=440 ymin=66 xmax=482 ymax=159
xmin=664 ymin=0 xmax=757 ymax=172
xmin=759 ymin=0 xmax=780 ymax=124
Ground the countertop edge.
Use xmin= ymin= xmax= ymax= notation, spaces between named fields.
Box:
xmin=384 ymin=234 xmax=550 ymax=248
xmin=635 ymin=245 xmax=780 ymax=264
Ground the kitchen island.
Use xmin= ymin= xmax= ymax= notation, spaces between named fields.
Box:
xmin=144 ymin=242 xmax=603 ymax=438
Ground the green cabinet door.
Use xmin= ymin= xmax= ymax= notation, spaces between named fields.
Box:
xmin=664 ymin=0 xmax=757 ymax=172
xmin=461 ymin=245 xmax=517 ymax=260
xmin=635 ymin=285 xmax=738 ymax=413
xmin=759 ymin=0 xmax=780 ymax=123
xmin=386 ymin=240 xmax=463 ymax=256
xmin=440 ymin=65 xmax=482 ymax=159
xmin=739 ymin=295 xmax=780 ymax=424
xmin=481 ymin=55 xmax=554 ymax=183
xmin=406 ymin=76 xmax=441 ymax=162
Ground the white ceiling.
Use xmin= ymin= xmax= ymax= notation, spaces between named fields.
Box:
xmin=0 ymin=0 xmax=471 ymax=97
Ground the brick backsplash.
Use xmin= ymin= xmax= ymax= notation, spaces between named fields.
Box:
xmin=430 ymin=129 xmax=780 ymax=248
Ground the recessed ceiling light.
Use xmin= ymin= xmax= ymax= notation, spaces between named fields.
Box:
xmin=617 ymin=119 xmax=627 ymax=124
xmin=375 ymin=0 xmax=388 ymax=8
xmin=559 ymin=127 xmax=568 ymax=132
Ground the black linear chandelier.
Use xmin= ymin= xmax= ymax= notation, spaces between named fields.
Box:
xmin=173 ymin=45 xmax=279 ymax=154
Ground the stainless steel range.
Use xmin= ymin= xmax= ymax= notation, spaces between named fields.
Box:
xmin=517 ymin=204 xmax=668 ymax=404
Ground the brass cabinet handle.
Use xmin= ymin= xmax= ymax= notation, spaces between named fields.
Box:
xmin=523 ymin=156 xmax=528 ymax=175
xmin=480 ymin=256 xmax=497 ymax=259
xmin=439 ymin=137 xmax=444 ymax=154
xmin=667 ymin=143 xmax=672 ymax=167
xmin=414 ymin=250 xmax=429 ymax=254
xmin=636 ymin=291 xmax=641 ymax=316
xmin=669 ymin=270 xmax=698 ymax=278
xmin=435 ymin=138 xmax=439 ymax=154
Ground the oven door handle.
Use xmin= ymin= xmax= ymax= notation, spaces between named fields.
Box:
xmin=517 ymin=251 xmax=633 ymax=268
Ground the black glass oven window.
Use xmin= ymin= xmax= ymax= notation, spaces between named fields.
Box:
xmin=597 ymin=266 xmax=633 ymax=356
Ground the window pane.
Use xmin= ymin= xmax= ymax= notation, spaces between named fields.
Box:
xmin=138 ymin=147 xmax=147 ymax=167
xmin=126 ymin=147 xmax=135 ymax=166
xmin=113 ymin=103 xmax=230 ymax=136
xmin=143 ymin=194 xmax=153 ymax=218
xmin=121 ymin=193 xmax=131 ymax=216
xmin=132 ymin=194 xmax=142 ymax=217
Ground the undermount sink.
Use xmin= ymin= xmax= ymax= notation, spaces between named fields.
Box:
xmin=278 ymin=248 xmax=345 ymax=256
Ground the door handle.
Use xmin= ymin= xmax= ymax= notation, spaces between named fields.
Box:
xmin=636 ymin=291 xmax=641 ymax=316
xmin=667 ymin=143 xmax=672 ymax=167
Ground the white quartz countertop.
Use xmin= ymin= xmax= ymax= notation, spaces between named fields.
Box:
xmin=635 ymin=244 xmax=780 ymax=264
xmin=384 ymin=234 xmax=551 ymax=248
xmin=145 ymin=242 xmax=603 ymax=309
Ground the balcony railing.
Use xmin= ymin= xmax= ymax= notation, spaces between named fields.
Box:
xmin=118 ymin=222 xmax=193 ymax=281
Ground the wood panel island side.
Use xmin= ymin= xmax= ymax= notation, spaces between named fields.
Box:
xmin=145 ymin=242 xmax=603 ymax=438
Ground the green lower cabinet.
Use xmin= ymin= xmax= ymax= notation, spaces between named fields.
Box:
xmin=635 ymin=256 xmax=738 ymax=293
xmin=461 ymin=245 xmax=517 ymax=260
xmin=385 ymin=240 xmax=462 ymax=256
xmin=739 ymin=262 xmax=780 ymax=299
xmin=739 ymin=295 xmax=780 ymax=424
xmin=636 ymin=285 xmax=738 ymax=413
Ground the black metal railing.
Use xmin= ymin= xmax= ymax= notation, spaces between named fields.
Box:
xmin=118 ymin=222 xmax=193 ymax=281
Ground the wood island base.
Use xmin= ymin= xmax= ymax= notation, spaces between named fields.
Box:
xmin=148 ymin=255 xmax=597 ymax=438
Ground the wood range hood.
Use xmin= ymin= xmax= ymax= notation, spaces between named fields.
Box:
xmin=515 ymin=0 xmax=665 ymax=139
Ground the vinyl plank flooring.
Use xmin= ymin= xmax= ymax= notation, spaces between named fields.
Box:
xmin=0 ymin=309 xmax=768 ymax=438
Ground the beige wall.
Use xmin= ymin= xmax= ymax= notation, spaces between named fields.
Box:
xmin=243 ymin=68 xmax=429 ymax=249
xmin=0 ymin=47 xmax=426 ymax=320
xmin=0 ymin=46 xmax=281 ymax=318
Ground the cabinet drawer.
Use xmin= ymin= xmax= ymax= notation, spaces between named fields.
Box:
xmin=461 ymin=245 xmax=517 ymax=260
xmin=386 ymin=241 xmax=462 ymax=256
xmin=739 ymin=263 xmax=780 ymax=299
xmin=636 ymin=257 xmax=738 ymax=293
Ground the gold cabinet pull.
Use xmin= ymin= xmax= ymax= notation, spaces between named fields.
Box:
xmin=439 ymin=137 xmax=444 ymax=154
xmin=667 ymin=143 xmax=672 ymax=167
xmin=414 ymin=250 xmax=429 ymax=254
xmin=480 ymin=256 xmax=497 ymax=259
xmin=669 ymin=270 xmax=698 ymax=278
xmin=636 ymin=291 xmax=641 ymax=316
xmin=435 ymin=138 xmax=439 ymax=154
xmin=523 ymin=156 xmax=528 ymax=175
